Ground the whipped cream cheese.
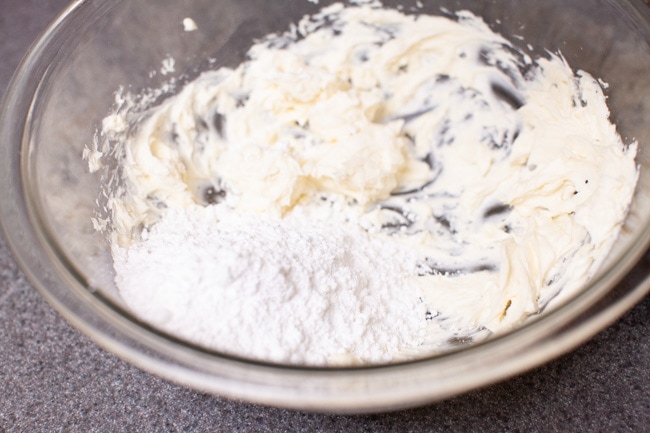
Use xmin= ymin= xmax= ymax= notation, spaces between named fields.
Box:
xmin=92 ymin=3 xmax=638 ymax=363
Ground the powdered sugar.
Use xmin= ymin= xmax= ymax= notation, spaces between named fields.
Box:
xmin=112 ymin=205 xmax=428 ymax=365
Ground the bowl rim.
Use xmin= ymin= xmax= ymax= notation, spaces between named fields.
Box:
xmin=1 ymin=0 xmax=650 ymax=412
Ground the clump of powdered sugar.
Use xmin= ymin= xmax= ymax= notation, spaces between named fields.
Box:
xmin=112 ymin=205 xmax=429 ymax=365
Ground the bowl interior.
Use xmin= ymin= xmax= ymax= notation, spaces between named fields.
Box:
xmin=3 ymin=0 xmax=650 ymax=409
xmin=28 ymin=0 xmax=650 ymax=313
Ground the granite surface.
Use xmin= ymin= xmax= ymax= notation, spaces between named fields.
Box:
xmin=1 ymin=1 xmax=649 ymax=432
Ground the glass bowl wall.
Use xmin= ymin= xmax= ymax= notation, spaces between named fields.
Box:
xmin=1 ymin=0 xmax=649 ymax=412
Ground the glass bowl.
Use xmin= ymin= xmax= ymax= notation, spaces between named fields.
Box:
xmin=1 ymin=0 xmax=649 ymax=412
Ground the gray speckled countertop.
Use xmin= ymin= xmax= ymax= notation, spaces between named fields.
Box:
xmin=1 ymin=1 xmax=649 ymax=432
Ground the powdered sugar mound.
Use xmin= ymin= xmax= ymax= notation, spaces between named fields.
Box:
xmin=112 ymin=206 xmax=428 ymax=365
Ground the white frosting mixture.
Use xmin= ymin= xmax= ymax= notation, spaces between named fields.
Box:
xmin=91 ymin=4 xmax=638 ymax=365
